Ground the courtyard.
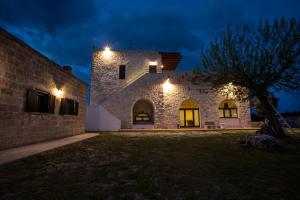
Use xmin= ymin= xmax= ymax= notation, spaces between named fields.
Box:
xmin=0 ymin=131 xmax=299 ymax=199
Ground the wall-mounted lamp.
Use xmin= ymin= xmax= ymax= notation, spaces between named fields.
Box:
xmin=161 ymin=65 xmax=164 ymax=69
xmin=163 ymin=78 xmax=173 ymax=93
xmin=149 ymin=61 xmax=157 ymax=66
xmin=55 ymin=88 xmax=63 ymax=98
xmin=103 ymin=46 xmax=112 ymax=59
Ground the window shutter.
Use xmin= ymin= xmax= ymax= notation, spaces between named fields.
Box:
xmin=59 ymin=98 xmax=66 ymax=115
xmin=26 ymin=89 xmax=38 ymax=112
xmin=119 ymin=65 xmax=126 ymax=79
xmin=74 ymin=101 xmax=79 ymax=115
xmin=49 ymin=95 xmax=56 ymax=113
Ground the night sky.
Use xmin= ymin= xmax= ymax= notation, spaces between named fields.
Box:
xmin=1 ymin=0 xmax=299 ymax=112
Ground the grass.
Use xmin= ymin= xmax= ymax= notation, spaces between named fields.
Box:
xmin=0 ymin=131 xmax=300 ymax=200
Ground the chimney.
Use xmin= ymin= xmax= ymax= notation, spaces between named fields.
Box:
xmin=63 ymin=66 xmax=72 ymax=74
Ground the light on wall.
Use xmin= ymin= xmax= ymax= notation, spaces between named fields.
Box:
xmin=161 ymin=65 xmax=164 ymax=69
xmin=149 ymin=61 xmax=157 ymax=66
xmin=218 ymin=82 xmax=236 ymax=99
xmin=54 ymin=88 xmax=63 ymax=98
xmin=103 ymin=46 xmax=112 ymax=59
xmin=163 ymin=78 xmax=173 ymax=93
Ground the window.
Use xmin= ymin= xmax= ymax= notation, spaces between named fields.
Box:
xmin=135 ymin=113 xmax=151 ymax=122
xmin=149 ymin=65 xmax=157 ymax=73
xmin=219 ymin=99 xmax=238 ymax=118
xmin=26 ymin=89 xmax=55 ymax=113
xmin=132 ymin=99 xmax=154 ymax=124
xmin=119 ymin=65 xmax=126 ymax=79
xmin=179 ymin=99 xmax=200 ymax=127
xmin=60 ymin=98 xmax=79 ymax=115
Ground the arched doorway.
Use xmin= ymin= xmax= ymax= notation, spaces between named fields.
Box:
xmin=179 ymin=98 xmax=200 ymax=127
xmin=132 ymin=99 xmax=154 ymax=124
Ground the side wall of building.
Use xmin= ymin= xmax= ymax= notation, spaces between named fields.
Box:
xmin=0 ymin=29 xmax=87 ymax=149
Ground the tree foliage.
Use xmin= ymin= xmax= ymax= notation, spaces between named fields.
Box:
xmin=202 ymin=17 xmax=300 ymax=137
xmin=202 ymin=17 xmax=300 ymax=100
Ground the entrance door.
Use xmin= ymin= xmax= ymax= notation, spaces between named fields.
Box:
xmin=179 ymin=98 xmax=200 ymax=128
xmin=180 ymin=109 xmax=200 ymax=127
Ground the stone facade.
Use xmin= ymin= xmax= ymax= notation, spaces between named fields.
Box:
xmin=91 ymin=50 xmax=162 ymax=104
xmin=0 ymin=28 xmax=87 ymax=149
xmin=90 ymin=49 xmax=251 ymax=129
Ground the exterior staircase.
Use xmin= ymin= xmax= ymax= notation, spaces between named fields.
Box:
xmin=268 ymin=100 xmax=296 ymax=137
xmin=101 ymin=68 xmax=163 ymax=103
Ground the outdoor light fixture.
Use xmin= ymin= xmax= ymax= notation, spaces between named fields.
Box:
xmin=103 ymin=46 xmax=112 ymax=59
xmin=55 ymin=88 xmax=63 ymax=98
xmin=161 ymin=65 xmax=164 ymax=69
xmin=163 ymin=78 xmax=173 ymax=93
xmin=218 ymin=82 xmax=236 ymax=99
xmin=149 ymin=61 xmax=157 ymax=66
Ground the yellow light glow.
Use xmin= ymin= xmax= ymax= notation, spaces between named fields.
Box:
xmin=161 ymin=65 xmax=164 ymax=68
xmin=218 ymin=82 xmax=236 ymax=99
xmin=149 ymin=61 xmax=157 ymax=66
xmin=163 ymin=78 xmax=173 ymax=93
xmin=54 ymin=88 xmax=63 ymax=98
xmin=103 ymin=46 xmax=112 ymax=59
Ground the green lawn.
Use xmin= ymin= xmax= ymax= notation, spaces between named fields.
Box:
xmin=0 ymin=131 xmax=300 ymax=200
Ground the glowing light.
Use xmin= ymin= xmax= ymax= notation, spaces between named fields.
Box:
xmin=103 ymin=46 xmax=112 ymax=59
xmin=218 ymin=82 xmax=236 ymax=99
xmin=54 ymin=88 xmax=63 ymax=98
xmin=163 ymin=78 xmax=173 ymax=93
xmin=149 ymin=61 xmax=157 ymax=66
xmin=161 ymin=65 xmax=164 ymax=68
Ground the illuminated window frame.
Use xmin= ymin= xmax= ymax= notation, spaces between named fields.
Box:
xmin=134 ymin=113 xmax=151 ymax=123
xmin=219 ymin=100 xmax=238 ymax=118
xmin=179 ymin=108 xmax=200 ymax=128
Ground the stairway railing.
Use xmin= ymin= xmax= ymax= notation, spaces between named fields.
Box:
xmin=100 ymin=68 xmax=162 ymax=103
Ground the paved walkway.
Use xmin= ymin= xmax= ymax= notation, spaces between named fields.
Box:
xmin=0 ymin=133 xmax=98 ymax=165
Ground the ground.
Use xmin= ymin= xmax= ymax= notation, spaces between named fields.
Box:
xmin=0 ymin=130 xmax=300 ymax=200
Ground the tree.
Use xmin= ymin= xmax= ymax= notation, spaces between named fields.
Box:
xmin=202 ymin=17 xmax=300 ymax=137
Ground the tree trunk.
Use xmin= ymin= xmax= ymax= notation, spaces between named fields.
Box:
xmin=257 ymin=96 xmax=288 ymax=138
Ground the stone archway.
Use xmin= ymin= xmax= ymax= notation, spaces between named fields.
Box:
xmin=132 ymin=99 xmax=154 ymax=124
xmin=179 ymin=98 xmax=200 ymax=127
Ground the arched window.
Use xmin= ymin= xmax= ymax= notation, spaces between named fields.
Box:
xmin=133 ymin=99 xmax=154 ymax=124
xmin=135 ymin=113 xmax=151 ymax=122
xmin=219 ymin=99 xmax=238 ymax=118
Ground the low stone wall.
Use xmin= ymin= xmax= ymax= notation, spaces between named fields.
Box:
xmin=0 ymin=28 xmax=87 ymax=150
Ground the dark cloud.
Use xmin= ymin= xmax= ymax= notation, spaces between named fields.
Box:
xmin=0 ymin=0 xmax=98 ymax=34
xmin=99 ymin=9 xmax=202 ymax=51
xmin=0 ymin=0 xmax=299 ymax=111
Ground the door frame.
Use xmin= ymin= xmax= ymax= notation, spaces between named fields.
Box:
xmin=180 ymin=108 xmax=200 ymax=128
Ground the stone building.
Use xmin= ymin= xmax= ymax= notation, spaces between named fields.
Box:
xmin=87 ymin=48 xmax=251 ymax=131
xmin=0 ymin=28 xmax=87 ymax=150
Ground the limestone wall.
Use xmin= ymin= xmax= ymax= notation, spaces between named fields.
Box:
xmin=0 ymin=28 xmax=87 ymax=149
xmin=91 ymin=50 xmax=162 ymax=104
xmin=100 ymin=70 xmax=251 ymax=129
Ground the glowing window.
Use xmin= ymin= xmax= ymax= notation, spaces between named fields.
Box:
xmin=219 ymin=99 xmax=238 ymax=118
xmin=135 ymin=113 xmax=151 ymax=122
xmin=179 ymin=98 xmax=200 ymax=127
